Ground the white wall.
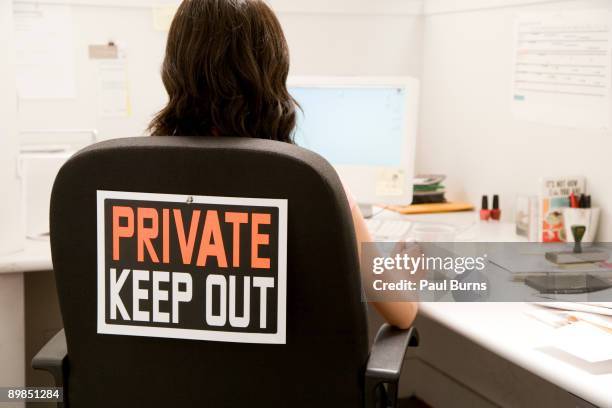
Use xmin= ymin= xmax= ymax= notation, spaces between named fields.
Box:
xmin=1 ymin=0 xmax=23 ymax=254
xmin=15 ymin=0 xmax=424 ymax=141
xmin=274 ymin=0 xmax=424 ymax=77
xmin=16 ymin=3 xmax=169 ymax=141
xmin=418 ymin=0 xmax=612 ymax=240
xmin=13 ymin=0 xmax=612 ymax=241
xmin=0 ymin=1 xmax=26 ymax=398
xmin=280 ymin=12 xmax=423 ymax=77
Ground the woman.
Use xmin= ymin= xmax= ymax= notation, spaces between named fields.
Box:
xmin=149 ymin=0 xmax=417 ymax=329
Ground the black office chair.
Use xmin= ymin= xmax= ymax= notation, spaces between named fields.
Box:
xmin=34 ymin=136 xmax=418 ymax=408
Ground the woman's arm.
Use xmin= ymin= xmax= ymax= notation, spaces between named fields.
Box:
xmin=350 ymin=205 xmax=418 ymax=330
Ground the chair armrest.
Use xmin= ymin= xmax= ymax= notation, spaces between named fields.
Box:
xmin=365 ymin=324 xmax=419 ymax=408
xmin=32 ymin=329 xmax=68 ymax=387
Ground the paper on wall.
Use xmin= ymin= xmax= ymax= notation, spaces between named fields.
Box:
xmin=89 ymin=44 xmax=119 ymax=60
xmin=14 ymin=3 xmax=77 ymax=99
xmin=511 ymin=11 xmax=612 ymax=130
xmin=152 ymin=4 xmax=179 ymax=31
xmin=96 ymin=50 xmax=132 ymax=118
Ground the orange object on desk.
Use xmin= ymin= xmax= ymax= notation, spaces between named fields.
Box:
xmin=387 ymin=202 xmax=474 ymax=215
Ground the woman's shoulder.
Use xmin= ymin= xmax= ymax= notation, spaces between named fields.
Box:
xmin=340 ymin=178 xmax=358 ymax=211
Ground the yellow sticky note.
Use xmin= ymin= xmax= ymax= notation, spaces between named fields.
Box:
xmin=376 ymin=169 xmax=405 ymax=197
xmin=153 ymin=5 xmax=179 ymax=31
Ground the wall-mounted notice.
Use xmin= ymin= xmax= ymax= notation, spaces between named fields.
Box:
xmin=511 ymin=11 xmax=612 ymax=130
xmin=97 ymin=191 xmax=288 ymax=344
xmin=96 ymin=50 xmax=132 ymax=118
xmin=88 ymin=43 xmax=119 ymax=60
xmin=14 ymin=3 xmax=76 ymax=99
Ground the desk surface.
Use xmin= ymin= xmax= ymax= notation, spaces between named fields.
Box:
xmin=0 ymin=238 xmax=52 ymax=274
xmin=1 ymin=210 xmax=610 ymax=406
xmin=421 ymin=302 xmax=612 ymax=408
xmin=377 ymin=209 xmax=612 ymax=407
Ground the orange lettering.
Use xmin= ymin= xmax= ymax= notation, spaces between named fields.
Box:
xmin=174 ymin=209 xmax=201 ymax=265
xmin=225 ymin=212 xmax=248 ymax=267
xmin=162 ymin=208 xmax=170 ymax=264
xmin=137 ymin=208 xmax=160 ymax=263
xmin=251 ymin=213 xmax=271 ymax=269
xmin=112 ymin=206 xmax=134 ymax=261
xmin=197 ymin=210 xmax=228 ymax=268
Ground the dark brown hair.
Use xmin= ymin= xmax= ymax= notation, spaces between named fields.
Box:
xmin=148 ymin=0 xmax=297 ymax=142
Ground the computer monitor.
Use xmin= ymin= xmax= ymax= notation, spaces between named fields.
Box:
xmin=288 ymin=76 xmax=419 ymax=208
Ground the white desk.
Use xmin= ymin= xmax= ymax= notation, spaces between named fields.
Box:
xmin=0 ymin=239 xmax=52 ymax=275
xmin=1 ymin=213 xmax=611 ymax=407
xmin=374 ymin=209 xmax=611 ymax=407
xmin=420 ymin=302 xmax=612 ymax=407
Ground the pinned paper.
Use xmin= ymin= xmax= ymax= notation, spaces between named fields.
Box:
xmin=14 ymin=3 xmax=76 ymax=99
xmin=512 ymin=11 xmax=612 ymax=129
xmin=89 ymin=44 xmax=118 ymax=60
xmin=152 ymin=4 xmax=179 ymax=31
xmin=376 ymin=169 xmax=405 ymax=196
xmin=96 ymin=50 xmax=132 ymax=118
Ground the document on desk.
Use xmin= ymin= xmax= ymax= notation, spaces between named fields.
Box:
xmin=553 ymin=321 xmax=612 ymax=363
xmin=14 ymin=3 xmax=76 ymax=99
xmin=535 ymin=302 xmax=612 ymax=317
xmin=512 ymin=11 xmax=612 ymax=129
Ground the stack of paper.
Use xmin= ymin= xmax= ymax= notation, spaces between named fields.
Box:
xmin=412 ymin=174 xmax=447 ymax=205
xmin=529 ymin=303 xmax=612 ymax=363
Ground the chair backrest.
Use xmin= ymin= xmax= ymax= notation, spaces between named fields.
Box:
xmin=50 ymin=136 xmax=369 ymax=407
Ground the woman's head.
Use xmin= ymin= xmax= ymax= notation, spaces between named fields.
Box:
xmin=149 ymin=0 xmax=297 ymax=142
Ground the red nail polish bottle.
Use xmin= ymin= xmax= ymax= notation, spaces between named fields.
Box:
xmin=491 ymin=195 xmax=501 ymax=221
xmin=480 ymin=196 xmax=490 ymax=221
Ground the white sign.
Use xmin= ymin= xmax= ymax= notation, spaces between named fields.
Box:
xmin=97 ymin=190 xmax=288 ymax=344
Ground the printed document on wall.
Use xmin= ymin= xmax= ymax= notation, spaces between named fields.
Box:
xmin=14 ymin=3 xmax=76 ymax=99
xmin=511 ymin=11 xmax=612 ymax=129
xmin=96 ymin=51 xmax=132 ymax=118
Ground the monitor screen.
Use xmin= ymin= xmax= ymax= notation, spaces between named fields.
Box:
xmin=290 ymin=86 xmax=407 ymax=167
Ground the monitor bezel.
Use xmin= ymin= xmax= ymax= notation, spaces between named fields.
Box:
xmin=288 ymin=76 xmax=419 ymax=206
